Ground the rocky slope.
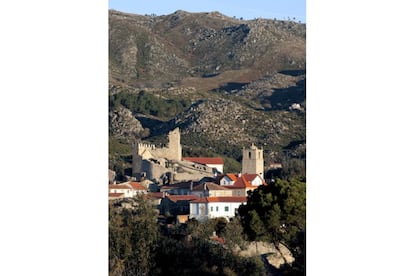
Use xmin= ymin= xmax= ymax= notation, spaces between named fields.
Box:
xmin=109 ymin=105 xmax=149 ymax=141
xmin=109 ymin=9 xmax=305 ymax=87
xmin=108 ymin=9 xmax=306 ymax=176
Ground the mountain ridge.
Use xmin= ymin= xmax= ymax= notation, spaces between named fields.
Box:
xmin=108 ymin=10 xmax=306 ymax=178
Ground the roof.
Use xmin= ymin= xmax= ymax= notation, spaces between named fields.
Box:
xmin=109 ymin=181 xmax=148 ymax=191
xmin=241 ymin=174 xmax=266 ymax=185
xmin=147 ymin=192 xmax=164 ymax=199
xmin=229 ymin=175 xmax=254 ymax=189
xmin=210 ymin=236 xmax=226 ymax=245
xmin=220 ymin=173 xmax=266 ymax=189
xmin=108 ymin=184 xmax=131 ymax=190
xmin=166 ymin=195 xmax=199 ymax=203
xmin=191 ymin=196 xmax=247 ymax=203
xmin=129 ymin=182 xmax=147 ymax=190
xmin=221 ymin=173 xmax=238 ymax=182
xmin=160 ymin=181 xmax=204 ymax=192
xmin=243 ymin=174 xmax=260 ymax=182
xmin=183 ymin=157 xmax=224 ymax=165
xmin=192 ymin=182 xmax=229 ymax=191
xmin=109 ymin=193 xmax=124 ymax=198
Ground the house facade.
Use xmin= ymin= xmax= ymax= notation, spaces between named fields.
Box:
xmin=159 ymin=195 xmax=199 ymax=217
xmin=219 ymin=173 xmax=266 ymax=196
xmin=189 ymin=196 xmax=247 ymax=221
xmin=108 ymin=181 xmax=147 ymax=199
xmin=190 ymin=182 xmax=232 ymax=198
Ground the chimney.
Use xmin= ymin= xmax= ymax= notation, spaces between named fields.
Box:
xmin=238 ymin=173 xmax=241 ymax=178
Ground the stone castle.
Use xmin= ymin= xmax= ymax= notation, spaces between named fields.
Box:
xmin=132 ymin=128 xmax=215 ymax=183
xmin=132 ymin=128 xmax=264 ymax=183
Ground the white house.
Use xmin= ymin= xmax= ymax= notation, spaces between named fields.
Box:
xmin=219 ymin=173 xmax=238 ymax=186
xmin=219 ymin=173 xmax=266 ymax=196
xmin=189 ymin=196 xmax=247 ymax=221
xmin=108 ymin=181 xmax=147 ymax=199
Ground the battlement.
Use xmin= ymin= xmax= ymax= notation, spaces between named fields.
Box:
xmin=136 ymin=143 xmax=157 ymax=150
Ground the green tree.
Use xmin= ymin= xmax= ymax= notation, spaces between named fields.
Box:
xmin=238 ymin=177 xmax=306 ymax=273
xmin=221 ymin=217 xmax=248 ymax=251
xmin=109 ymin=196 xmax=159 ymax=276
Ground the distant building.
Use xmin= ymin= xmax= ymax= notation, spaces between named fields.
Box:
xmin=132 ymin=128 xmax=217 ymax=183
xmin=182 ymin=157 xmax=224 ymax=174
xmin=190 ymin=182 xmax=232 ymax=198
xmin=189 ymin=196 xmax=247 ymax=221
xmin=242 ymin=144 xmax=264 ymax=177
xmin=160 ymin=181 xmax=199 ymax=195
xmin=108 ymin=181 xmax=147 ymax=199
xmin=108 ymin=169 xmax=116 ymax=184
xmin=159 ymin=195 xmax=199 ymax=217
xmin=219 ymin=173 xmax=266 ymax=196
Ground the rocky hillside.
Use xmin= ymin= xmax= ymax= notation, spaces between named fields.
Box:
xmin=108 ymin=9 xmax=306 ymax=177
xmin=109 ymin=9 xmax=305 ymax=87
xmin=109 ymin=106 xmax=149 ymax=141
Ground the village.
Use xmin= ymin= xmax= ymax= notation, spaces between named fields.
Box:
xmin=108 ymin=128 xmax=277 ymax=224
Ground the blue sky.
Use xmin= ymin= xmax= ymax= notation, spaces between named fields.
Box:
xmin=108 ymin=0 xmax=306 ymax=23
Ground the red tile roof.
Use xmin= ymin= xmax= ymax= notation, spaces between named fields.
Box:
xmin=243 ymin=174 xmax=266 ymax=184
xmin=191 ymin=196 xmax=247 ymax=203
xmin=166 ymin=195 xmax=199 ymax=202
xmin=220 ymin=174 xmax=266 ymax=189
xmin=210 ymin=236 xmax=226 ymax=245
xmin=148 ymin=192 xmax=164 ymax=199
xmin=129 ymin=182 xmax=147 ymax=190
xmin=222 ymin=173 xmax=238 ymax=181
xmin=183 ymin=157 xmax=224 ymax=165
xmin=109 ymin=193 xmax=124 ymax=198
xmin=108 ymin=184 xmax=130 ymax=190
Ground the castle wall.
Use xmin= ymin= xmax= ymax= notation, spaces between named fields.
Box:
xmin=132 ymin=128 xmax=211 ymax=182
xmin=141 ymin=160 xmax=171 ymax=181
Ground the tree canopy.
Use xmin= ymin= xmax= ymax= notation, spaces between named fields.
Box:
xmin=238 ymin=177 xmax=306 ymax=274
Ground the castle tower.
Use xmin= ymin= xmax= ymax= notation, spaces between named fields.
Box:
xmin=132 ymin=142 xmax=143 ymax=179
xmin=242 ymin=143 xmax=264 ymax=177
xmin=167 ymin=127 xmax=182 ymax=161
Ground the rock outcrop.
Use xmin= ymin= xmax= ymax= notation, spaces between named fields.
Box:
xmin=109 ymin=106 xmax=149 ymax=141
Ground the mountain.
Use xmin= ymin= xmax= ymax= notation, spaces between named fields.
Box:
xmin=108 ymin=9 xmax=306 ymax=177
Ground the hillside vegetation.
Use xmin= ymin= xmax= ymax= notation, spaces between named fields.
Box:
xmin=108 ymin=9 xmax=306 ymax=178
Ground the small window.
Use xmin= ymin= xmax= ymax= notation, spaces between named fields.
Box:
xmin=216 ymin=206 xmax=219 ymax=212
xmin=248 ymin=151 xmax=251 ymax=159
xmin=225 ymin=206 xmax=229 ymax=212
xmin=211 ymin=206 xmax=213 ymax=212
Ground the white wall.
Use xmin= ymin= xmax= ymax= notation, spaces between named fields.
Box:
xmin=220 ymin=176 xmax=234 ymax=186
xmin=190 ymin=201 xmax=244 ymax=221
xmin=207 ymin=164 xmax=223 ymax=173
xmin=109 ymin=188 xmax=137 ymax=198
xmin=250 ymin=175 xmax=264 ymax=186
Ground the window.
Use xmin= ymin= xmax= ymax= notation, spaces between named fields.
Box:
xmin=216 ymin=206 xmax=219 ymax=212
xmin=225 ymin=206 xmax=229 ymax=212
xmin=248 ymin=151 xmax=251 ymax=159
xmin=211 ymin=206 xmax=213 ymax=212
